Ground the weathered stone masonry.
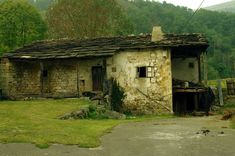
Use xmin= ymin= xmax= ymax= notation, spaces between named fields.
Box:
xmin=0 ymin=27 xmax=209 ymax=114
xmin=107 ymin=49 xmax=172 ymax=114
xmin=0 ymin=58 xmax=105 ymax=98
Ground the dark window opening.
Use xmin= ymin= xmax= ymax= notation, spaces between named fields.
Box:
xmin=43 ymin=70 xmax=48 ymax=77
xmin=112 ymin=67 xmax=117 ymax=72
xmin=138 ymin=67 xmax=147 ymax=78
xmin=137 ymin=66 xmax=153 ymax=78
xmin=189 ymin=62 xmax=194 ymax=68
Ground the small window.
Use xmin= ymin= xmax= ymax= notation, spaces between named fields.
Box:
xmin=112 ymin=67 xmax=117 ymax=72
xmin=138 ymin=67 xmax=146 ymax=77
xmin=137 ymin=66 xmax=153 ymax=78
xmin=189 ymin=62 xmax=194 ymax=68
xmin=43 ymin=70 xmax=48 ymax=77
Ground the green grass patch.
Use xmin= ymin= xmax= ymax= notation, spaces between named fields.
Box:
xmin=232 ymin=117 xmax=235 ymax=129
xmin=224 ymin=99 xmax=235 ymax=108
xmin=0 ymin=99 xmax=171 ymax=148
xmin=208 ymin=79 xmax=228 ymax=88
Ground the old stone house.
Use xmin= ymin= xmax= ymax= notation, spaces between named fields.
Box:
xmin=0 ymin=27 xmax=209 ymax=114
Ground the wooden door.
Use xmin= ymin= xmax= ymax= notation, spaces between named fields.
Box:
xmin=92 ymin=66 xmax=103 ymax=91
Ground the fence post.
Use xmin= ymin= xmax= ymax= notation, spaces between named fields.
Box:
xmin=217 ymin=79 xmax=224 ymax=106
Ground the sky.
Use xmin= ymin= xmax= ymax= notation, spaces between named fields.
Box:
xmin=157 ymin=0 xmax=233 ymax=9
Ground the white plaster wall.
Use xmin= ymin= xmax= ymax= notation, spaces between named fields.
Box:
xmin=172 ymin=58 xmax=199 ymax=83
xmin=107 ymin=49 xmax=172 ymax=114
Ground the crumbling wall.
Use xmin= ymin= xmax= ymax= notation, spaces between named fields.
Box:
xmin=107 ymin=49 xmax=172 ymax=114
xmin=172 ymin=58 xmax=199 ymax=83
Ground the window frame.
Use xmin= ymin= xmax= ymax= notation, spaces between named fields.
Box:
xmin=136 ymin=66 xmax=154 ymax=78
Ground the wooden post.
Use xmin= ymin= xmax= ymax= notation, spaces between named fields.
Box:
xmin=40 ymin=62 xmax=44 ymax=96
xmin=198 ymin=55 xmax=201 ymax=83
xmin=217 ymin=79 xmax=224 ymax=106
xmin=194 ymin=93 xmax=199 ymax=111
xmin=76 ymin=62 xmax=80 ymax=97
xmin=203 ymin=52 xmax=208 ymax=86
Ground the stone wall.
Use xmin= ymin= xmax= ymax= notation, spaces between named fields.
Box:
xmin=11 ymin=61 xmax=41 ymax=96
xmin=77 ymin=58 xmax=105 ymax=95
xmin=172 ymin=58 xmax=199 ymax=83
xmin=0 ymin=59 xmax=39 ymax=98
xmin=42 ymin=60 xmax=78 ymax=97
xmin=0 ymin=58 xmax=107 ymax=99
xmin=0 ymin=58 xmax=11 ymax=97
xmin=107 ymin=49 xmax=173 ymax=114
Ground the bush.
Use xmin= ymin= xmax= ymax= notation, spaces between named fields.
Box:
xmin=88 ymin=104 xmax=97 ymax=112
xmin=110 ymin=78 xmax=126 ymax=113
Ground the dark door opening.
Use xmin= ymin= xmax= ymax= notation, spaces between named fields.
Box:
xmin=173 ymin=89 xmax=214 ymax=115
xmin=92 ymin=66 xmax=103 ymax=91
xmin=173 ymin=92 xmax=196 ymax=115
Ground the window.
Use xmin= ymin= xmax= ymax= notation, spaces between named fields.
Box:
xmin=137 ymin=66 xmax=153 ymax=78
xmin=112 ymin=67 xmax=117 ymax=72
xmin=188 ymin=62 xmax=194 ymax=68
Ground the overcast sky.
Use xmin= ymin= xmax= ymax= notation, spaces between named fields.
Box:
xmin=157 ymin=0 xmax=232 ymax=9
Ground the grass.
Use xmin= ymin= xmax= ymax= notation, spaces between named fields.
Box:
xmin=207 ymin=79 xmax=228 ymax=88
xmin=232 ymin=117 xmax=235 ymax=129
xmin=0 ymin=99 xmax=171 ymax=148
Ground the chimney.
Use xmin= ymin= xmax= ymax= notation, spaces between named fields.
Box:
xmin=151 ymin=26 xmax=163 ymax=42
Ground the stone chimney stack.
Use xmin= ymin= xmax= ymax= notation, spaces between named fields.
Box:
xmin=151 ymin=26 xmax=163 ymax=42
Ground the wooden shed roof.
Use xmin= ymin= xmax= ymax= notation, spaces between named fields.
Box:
xmin=2 ymin=33 xmax=209 ymax=59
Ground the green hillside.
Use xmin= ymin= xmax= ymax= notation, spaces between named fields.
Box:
xmin=205 ymin=0 xmax=235 ymax=13
xmin=1 ymin=0 xmax=235 ymax=80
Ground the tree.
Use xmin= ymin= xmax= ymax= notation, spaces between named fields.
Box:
xmin=46 ymin=0 xmax=133 ymax=39
xmin=119 ymin=0 xmax=235 ymax=79
xmin=0 ymin=0 xmax=47 ymax=49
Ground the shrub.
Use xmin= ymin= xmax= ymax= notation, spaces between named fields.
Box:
xmin=110 ymin=78 xmax=126 ymax=113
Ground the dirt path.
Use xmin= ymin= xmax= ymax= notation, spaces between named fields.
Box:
xmin=0 ymin=116 xmax=235 ymax=156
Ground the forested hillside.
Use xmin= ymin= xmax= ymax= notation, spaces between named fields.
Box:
xmin=120 ymin=0 xmax=235 ymax=80
xmin=205 ymin=0 xmax=235 ymax=13
xmin=0 ymin=0 xmax=235 ymax=80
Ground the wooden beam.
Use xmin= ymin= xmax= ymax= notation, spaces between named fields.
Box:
xmin=173 ymin=88 xmax=207 ymax=93
xmin=203 ymin=52 xmax=208 ymax=85
xmin=198 ymin=54 xmax=201 ymax=83
xmin=76 ymin=62 xmax=80 ymax=97
xmin=40 ymin=62 xmax=44 ymax=96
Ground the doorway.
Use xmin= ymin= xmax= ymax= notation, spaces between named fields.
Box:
xmin=92 ymin=66 xmax=103 ymax=91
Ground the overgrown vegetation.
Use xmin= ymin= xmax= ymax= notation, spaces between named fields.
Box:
xmin=110 ymin=79 xmax=126 ymax=113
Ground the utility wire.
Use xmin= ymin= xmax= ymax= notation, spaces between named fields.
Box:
xmin=184 ymin=0 xmax=206 ymax=29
